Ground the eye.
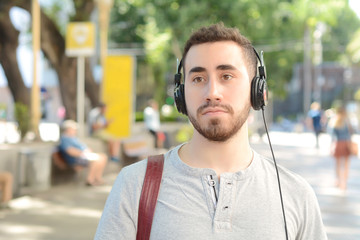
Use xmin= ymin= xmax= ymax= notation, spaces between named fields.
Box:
xmin=222 ymin=74 xmax=233 ymax=81
xmin=192 ymin=76 xmax=205 ymax=84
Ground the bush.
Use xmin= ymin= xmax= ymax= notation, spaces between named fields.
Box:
xmin=14 ymin=102 xmax=30 ymax=140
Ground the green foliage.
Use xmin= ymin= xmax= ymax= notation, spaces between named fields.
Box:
xmin=175 ymin=124 xmax=193 ymax=143
xmin=109 ymin=0 xmax=146 ymax=45
xmin=41 ymin=0 xmax=75 ymax=35
xmin=347 ymin=29 xmax=360 ymax=64
xmin=135 ymin=109 xmax=187 ymax=122
xmin=14 ymin=102 xmax=30 ymax=140
xmin=135 ymin=111 xmax=144 ymax=122
xmin=354 ymin=89 xmax=360 ymax=102
xmin=109 ymin=0 xmax=360 ymax=103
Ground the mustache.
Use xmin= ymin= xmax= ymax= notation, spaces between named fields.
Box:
xmin=197 ymin=102 xmax=234 ymax=115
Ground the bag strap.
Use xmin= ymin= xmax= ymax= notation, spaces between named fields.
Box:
xmin=136 ymin=154 xmax=164 ymax=240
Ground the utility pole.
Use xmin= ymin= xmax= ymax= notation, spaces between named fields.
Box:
xmin=31 ymin=0 xmax=41 ymax=140
xmin=303 ymin=23 xmax=312 ymax=115
xmin=313 ymin=22 xmax=326 ymax=107
xmin=95 ymin=0 xmax=114 ymax=101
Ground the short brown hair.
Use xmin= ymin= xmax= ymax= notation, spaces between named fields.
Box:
xmin=182 ymin=22 xmax=257 ymax=79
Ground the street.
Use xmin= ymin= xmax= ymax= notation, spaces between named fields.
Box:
xmin=0 ymin=131 xmax=359 ymax=239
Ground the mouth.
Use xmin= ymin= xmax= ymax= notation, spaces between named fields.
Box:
xmin=202 ymin=107 xmax=228 ymax=116
xmin=197 ymin=102 xmax=234 ymax=117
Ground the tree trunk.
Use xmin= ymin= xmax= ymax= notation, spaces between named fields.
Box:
xmin=12 ymin=0 xmax=100 ymax=120
xmin=0 ymin=2 xmax=30 ymax=106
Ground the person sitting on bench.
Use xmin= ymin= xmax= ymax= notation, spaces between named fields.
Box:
xmin=59 ymin=120 xmax=108 ymax=186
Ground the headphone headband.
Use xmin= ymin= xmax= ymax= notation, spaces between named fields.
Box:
xmin=253 ymin=48 xmax=266 ymax=80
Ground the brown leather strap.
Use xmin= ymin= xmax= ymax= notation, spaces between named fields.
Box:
xmin=136 ymin=155 xmax=164 ymax=240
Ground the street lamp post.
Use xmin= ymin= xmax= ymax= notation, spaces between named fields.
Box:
xmin=344 ymin=68 xmax=353 ymax=104
xmin=95 ymin=0 xmax=114 ymax=101
xmin=31 ymin=0 xmax=41 ymax=139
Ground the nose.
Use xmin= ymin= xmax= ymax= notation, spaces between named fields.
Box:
xmin=205 ymin=78 xmax=223 ymax=102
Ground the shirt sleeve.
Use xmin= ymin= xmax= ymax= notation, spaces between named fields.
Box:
xmin=296 ymin=188 xmax=328 ymax=240
xmin=94 ymin=161 xmax=146 ymax=239
xmin=59 ymin=137 xmax=70 ymax=152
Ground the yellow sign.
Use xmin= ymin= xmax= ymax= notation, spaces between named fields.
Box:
xmin=65 ymin=22 xmax=95 ymax=56
xmin=103 ymin=55 xmax=134 ymax=137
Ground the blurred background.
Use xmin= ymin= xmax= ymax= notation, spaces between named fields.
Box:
xmin=0 ymin=0 xmax=359 ymax=142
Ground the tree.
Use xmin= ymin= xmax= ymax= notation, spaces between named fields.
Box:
xmin=0 ymin=1 xmax=30 ymax=106
xmin=0 ymin=0 xmax=100 ymax=120
xmin=109 ymin=0 xmax=360 ymax=103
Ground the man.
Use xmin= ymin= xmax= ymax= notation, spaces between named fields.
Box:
xmin=95 ymin=23 xmax=327 ymax=239
xmin=144 ymin=99 xmax=165 ymax=148
xmin=307 ymin=101 xmax=324 ymax=148
xmin=89 ymin=103 xmax=120 ymax=162
xmin=59 ymin=120 xmax=108 ymax=186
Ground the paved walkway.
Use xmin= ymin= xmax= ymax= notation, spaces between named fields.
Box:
xmin=0 ymin=131 xmax=359 ymax=239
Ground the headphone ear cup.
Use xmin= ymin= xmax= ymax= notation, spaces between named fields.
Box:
xmin=251 ymin=77 xmax=260 ymax=110
xmin=251 ymin=77 xmax=267 ymax=110
xmin=174 ymin=84 xmax=187 ymax=115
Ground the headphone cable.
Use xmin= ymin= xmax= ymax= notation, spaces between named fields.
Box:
xmin=261 ymin=107 xmax=289 ymax=240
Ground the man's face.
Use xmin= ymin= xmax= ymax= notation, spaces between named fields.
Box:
xmin=184 ymin=41 xmax=251 ymax=142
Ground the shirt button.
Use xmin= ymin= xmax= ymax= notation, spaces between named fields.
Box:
xmin=223 ymin=206 xmax=229 ymax=211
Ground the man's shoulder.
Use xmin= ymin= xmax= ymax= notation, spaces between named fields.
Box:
xmin=256 ymin=153 xmax=313 ymax=194
xmin=119 ymin=148 xmax=175 ymax=180
xmin=120 ymin=158 xmax=148 ymax=180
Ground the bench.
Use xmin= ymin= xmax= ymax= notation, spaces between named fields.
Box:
xmin=120 ymin=137 xmax=169 ymax=167
xmin=51 ymin=150 xmax=84 ymax=185
xmin=121 ymin=138 xmax=150 ymax=167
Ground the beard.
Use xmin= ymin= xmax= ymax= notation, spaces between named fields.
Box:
xmin=188 ymin=101 xmax=251 ymax=142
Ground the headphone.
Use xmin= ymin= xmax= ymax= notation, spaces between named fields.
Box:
xmin=173 ymin=48 xmax=268 ymax=115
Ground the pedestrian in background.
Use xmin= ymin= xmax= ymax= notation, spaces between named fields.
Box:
xmin=329 ymin=106 xmax=353 ymax=191
xmin=143 ymin=99 xmax=165 ymax=149
xmin=89 ymin=103 xmax=121 ymax=162
xmin=59 ymin=120 xmax=108 ymax=186
xmin=307 ymin=101 xmax=324 ymax=148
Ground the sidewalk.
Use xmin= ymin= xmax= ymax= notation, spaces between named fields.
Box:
xmin=0 ymin=161 xmax=121 ymax=240
xmin=252 ymin=132 xmax=360 ymax=240
xmin=0 ymin=131 xmax=359 ymax=239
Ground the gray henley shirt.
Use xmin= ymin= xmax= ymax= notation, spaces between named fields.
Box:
xmin=95 ymin=144 xmax=327 ymax=240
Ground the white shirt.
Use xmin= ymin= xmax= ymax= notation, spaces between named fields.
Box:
xmin=144 ymin=106 xmax=160 ymax=131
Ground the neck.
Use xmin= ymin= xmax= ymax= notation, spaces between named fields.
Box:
xmin=179 ymin=123 xmax=253 ymax=176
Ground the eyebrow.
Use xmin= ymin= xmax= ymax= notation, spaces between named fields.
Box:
xmin=216 ymin=64 xmax=237 ymax=71
xmin=188 ymin=64 xmax=237 ymax=75
xmin=188 ymin=66 xmax=206 ymax=74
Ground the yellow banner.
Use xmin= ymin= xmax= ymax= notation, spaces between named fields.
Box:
xmin=103 ymin=55 xmax=134 ymax=137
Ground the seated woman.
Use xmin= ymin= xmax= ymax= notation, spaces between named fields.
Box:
xmin=59 ymin=120 xmax=108 ymax=186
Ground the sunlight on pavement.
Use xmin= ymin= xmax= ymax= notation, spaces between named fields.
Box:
xmin=317 ymin=187 xmax=349 ymax=197
xmin=261 ymin=131 xmax=332 ymax=148
xmin=69 ymin=208 xmax=102 ymax=218
xmin=0 ymin=223 xmax=53 ymax=236
xmin=325 ymin=226 xmax=360 ymax=239
xmin=8 ymin=195 xmax=103 ymax=219
xmin=9 ymin=196 xmax=49 ymax=210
